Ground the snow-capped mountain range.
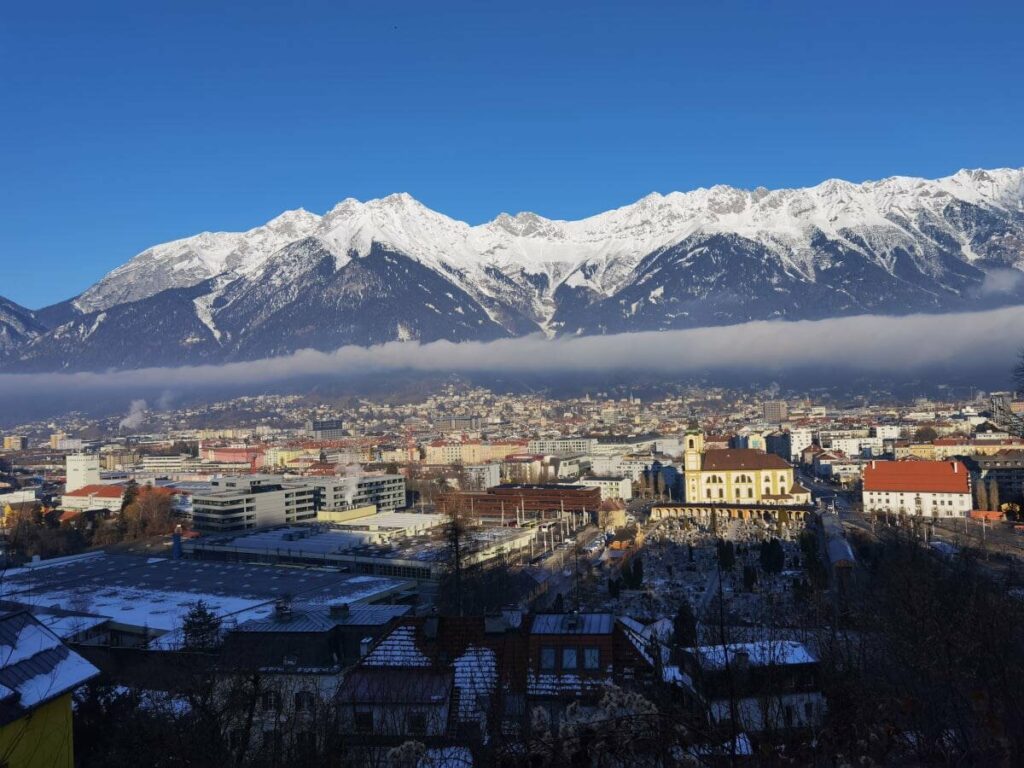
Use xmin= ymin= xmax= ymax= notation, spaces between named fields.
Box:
xmin=4 ymin=167 xmax=1024 ymax=372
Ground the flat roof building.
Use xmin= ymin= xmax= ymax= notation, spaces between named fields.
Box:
xmin=0 ymin=552 xmax=410 ymax=648
xmin=191 ymin=474 xmax=317 ymax=533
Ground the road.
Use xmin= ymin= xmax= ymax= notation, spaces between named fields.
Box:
xmin=797 ymin=470 xmax=874 ymax=535
xmin=798 ymin=469 xmax=1024 ymax=565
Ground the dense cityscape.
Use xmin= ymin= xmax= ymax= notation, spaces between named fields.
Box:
xmin=2 ymin=381 xmax=1024 ymax=764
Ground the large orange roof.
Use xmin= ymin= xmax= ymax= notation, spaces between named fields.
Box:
xmin=863 ymin=460 xmax=969 ymax=494
xmin=63 ymin=484 xmax=124 ymax=498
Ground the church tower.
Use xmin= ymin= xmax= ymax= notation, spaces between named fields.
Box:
xmin=683 ymin=421 xmax=704 ymax=502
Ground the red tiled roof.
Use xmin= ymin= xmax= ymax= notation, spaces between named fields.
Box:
xmin=701 ymin=449 xmax=791 ymax=471
xmin=63 ymin=484 xmax=124 ymax=498
xmin=863 ymin=460 xmax=970 ymax=494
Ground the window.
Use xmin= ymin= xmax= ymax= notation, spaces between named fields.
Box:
xmin=540 ymin=647 xmax=556 ymax=670
xmin=294 ymin=690 xmax=315 ymax=712
xmin=583 ymin=647 xmax=600 ymax=670
xmin=354 ymin=710 xmax=374 ymax=733
xmin=261 ymin=690 xmax=281 ymax=711
xmin=562 ymin=647 xmax=578 ymax=670
xmin=407 ymin=712 xmax=427 ymax=736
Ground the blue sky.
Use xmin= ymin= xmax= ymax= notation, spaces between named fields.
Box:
xmin=3 ymin=0 xmax=1023 ymax=308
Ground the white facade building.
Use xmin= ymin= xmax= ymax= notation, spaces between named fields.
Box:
xmin=308 ymin=474 xmax=406 ymax=514
xmin=191 ymin=475 xmax=317 ymax=532
xmin=463 ymin=463 xmax=501 ymax=491
xmin=862 ymin=460 xmax=972 ymax=518
xmin=66 ymin=454 xmax=101 ymax=493
xmin=527 ymin=437 xmax=597 ymax=456
xmin=573 ymin=476 xmax=632 ymax=501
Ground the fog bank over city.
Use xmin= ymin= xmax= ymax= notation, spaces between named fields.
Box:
xmin=0 ymin=306 xmax=1021 ymax=411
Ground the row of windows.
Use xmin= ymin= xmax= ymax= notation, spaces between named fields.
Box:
xmin=539 ymin=646 xmax=601 ymax=671
xmin=865 ymin=492 xmax=965 ymax=499
xmin=262 ymin=689 xmax=316 ymax=712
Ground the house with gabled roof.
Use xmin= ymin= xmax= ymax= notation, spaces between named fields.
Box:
xmin=0 ymin=610 xmax=99 ymax=768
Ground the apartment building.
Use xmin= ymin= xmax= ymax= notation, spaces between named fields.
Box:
xmin=527 ymin=437 xmax=597 ymax=456
xmin=191 ymin=475 xmax=317 ymax=532
xmin=307 ymin=474 xmax=406 ymax=513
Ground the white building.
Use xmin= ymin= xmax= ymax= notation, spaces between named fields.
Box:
xmin=527 ymin=437 xmax=596 ymax=456
xmin=61 ymin=484 xmax=125 ymax=512
xmin=572 ymin=476 xmax=632 ymax=501
xmin=862 ymin=460 xmax=972 ymax=518
xmin=787 ymin=428 xmax=814 ymax=462
xmin=463 ymin=463 xmax=501 ymax=491
xmin=0 ymin=489 xmax=39 ymax=506
xmin=141 ymin=454 xmax=193 ymax=473
xmin=191 ymin=475 xmax=317 ymax=532
xmin=65 ymin=454 xmax=101 ymax=493
xmin=828 ymin=436 xmax=884 ymax=458
xmin=307 ymin=474 xmax=406 ymax=514
xmin=871 ymin=424 xmax=902 ymax=441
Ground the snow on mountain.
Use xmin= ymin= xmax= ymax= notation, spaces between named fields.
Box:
xmin=0 ymin=296 xmax=45 ymax=354
xmin=74 ymin=208 xmax=322 ymax=313
xmin=9 ymin=167 xmax=1024 ymax=372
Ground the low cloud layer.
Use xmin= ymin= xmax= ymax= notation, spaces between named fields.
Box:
xmin=1 ymin=306 xmax=1022 ymax=409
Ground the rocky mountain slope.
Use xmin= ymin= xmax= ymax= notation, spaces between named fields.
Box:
xmin=5 ymin=168 xmax=1024 ymax=372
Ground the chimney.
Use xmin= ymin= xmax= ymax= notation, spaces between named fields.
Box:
xmin=359 ymin=636 xmax=373 ymax=658
xmin=953 ymin=462 xmax=959 ymax=473
xmin=275 ymin=599 xmax=293 ymax=622
xmin=172 ymin=524 xmax=183 ymax=560
xmin=330 ymin=602 xmax=350 ymax=618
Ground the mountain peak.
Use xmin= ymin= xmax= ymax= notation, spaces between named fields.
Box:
xmin=50 ymin=166 xmax=1024 ymax=327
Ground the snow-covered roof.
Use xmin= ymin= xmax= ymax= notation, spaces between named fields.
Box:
xmin=0 ymin=611 xmax=99 ymax=722
xmin=452 ymin=645 xmax=497 ymax=720
xmin=361 ymin=625 xmax=432 ymax=668
xmin=0 ymin=553 xmax=407 ymax=639
xmin=531 ymin=613 xmax=613 ymax=635
xmin=689 ymin=640 xmax=817 ymax=670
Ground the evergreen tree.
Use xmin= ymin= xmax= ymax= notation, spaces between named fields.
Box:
xmin=764 ymin=538 xmax=785 ymax=574
xmin=672 ymin=601 xmax=697 ymax=647
xmin=608 ymin=578 xmax=620 ymax=597
xmin=976 ymin=479 xmax=989 ymax=512
xmin=743 ymin=565 xmax=758 ymax=591
xmin=716 ymin=539 xmax=736 ymax=570
xmin=120 ymin=480 xmax=139 ymax=513
xmin=182 ymin=600 xmax=222 ymax=650
xmin=989 ymin=478 xmax=1001 ymax=512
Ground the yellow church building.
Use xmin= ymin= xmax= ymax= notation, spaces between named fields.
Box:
xmin=683 ymin=426 xmax=810 ymax=506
